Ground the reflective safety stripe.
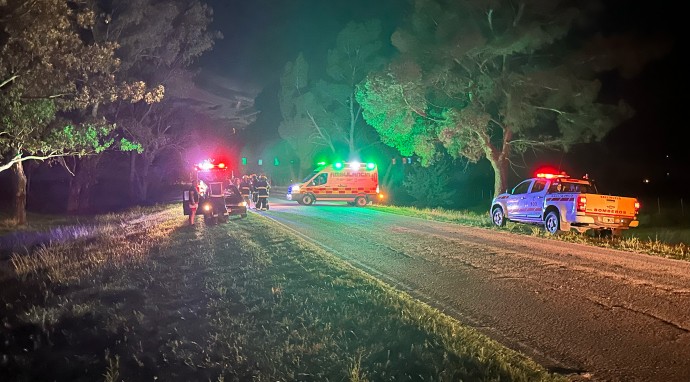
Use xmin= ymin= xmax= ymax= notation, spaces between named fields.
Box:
xmin=258 ymin=195 xmax=269 ymax=198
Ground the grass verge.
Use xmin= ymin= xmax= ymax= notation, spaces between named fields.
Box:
xmin=1 ymin=205 xmax=563 ymax=381
xmin=202 ymin=213 xmax=563 ymax=381
xmin=370 ymin=205 xmax=689 ymax=261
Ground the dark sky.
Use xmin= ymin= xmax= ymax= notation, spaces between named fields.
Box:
xmin=202 ymin=0 xmax=404 ymax=86
xmin=201 ymin=0 xmax=684 ymax=197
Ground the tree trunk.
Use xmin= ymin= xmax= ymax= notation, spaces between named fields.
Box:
xmin=481 ymin=126 xmax=512 ymax=197
xmin=12 ymin=160 xmax=27 ymax=225
xmin=138 ymin=156 xmax=150 ymax=202
xmin=487 ymin=155 xmax=509 ymax=197
xmin=67 ymin=157 xmax=100 ymax=214
xmin=129 ymin=151 xmax=138 ymax=201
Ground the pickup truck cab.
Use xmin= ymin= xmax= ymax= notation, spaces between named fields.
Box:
xmin=490 ymin=172 xmax=640 ymax=236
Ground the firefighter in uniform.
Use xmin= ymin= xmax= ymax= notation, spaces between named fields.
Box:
xmin=250 ymin=174 xmax=259 ymax=207
xmin=255 ymin=174 xmax=270 ymax=211
xmin=239 ymin=175 xmax=252 ymax=208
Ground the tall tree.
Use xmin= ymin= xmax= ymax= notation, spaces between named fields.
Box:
xmin=76 ymin=0 xmax=221 ymax=204
xmin=357 ymin=0 xmax=668 ymax=196
xmin=0 ymin=0 xmax=147 ymax=223
xmin=279 ymin=21 xmax=386 ymax=172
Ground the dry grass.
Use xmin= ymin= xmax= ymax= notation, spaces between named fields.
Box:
xmin=2 ymin=204 xmax=563 ymax=381
xmin=373 ymin=205 xmax=690 ymax=261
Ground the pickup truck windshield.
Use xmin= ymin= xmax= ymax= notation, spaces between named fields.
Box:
xmin=548 ymin=181 xmax=598 ymax=194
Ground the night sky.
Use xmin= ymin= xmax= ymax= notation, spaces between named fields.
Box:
xmin=201 ymin=0 xmax=683 ymax=198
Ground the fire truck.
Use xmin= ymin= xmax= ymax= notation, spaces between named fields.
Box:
xmin=490 ymin=172 xmax=640 ymax=236
xmin=287 ymin=161 xmax=384 ymax=206
xmin=182 ymin=159 xmax=247 ymax=224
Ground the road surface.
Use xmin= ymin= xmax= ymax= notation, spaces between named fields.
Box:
xmin=254 ymin=196 xmax=690 ymax=382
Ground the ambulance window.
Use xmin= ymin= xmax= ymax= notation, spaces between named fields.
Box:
xmin=312 ymin=173 xmax=328 ymax=186
xmin=512 ymin=180 xmax=531 ymax=195
xmin=301 ymin=170 xmax=320 ymax=183
xmin=530 ymin=180 xmax=547 ymax=193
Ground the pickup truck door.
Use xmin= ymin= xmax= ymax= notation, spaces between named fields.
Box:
xmin=507 ymin=180 xmax=533 ymax=220
xmin=523 ymin=180 xmax=548 ymax=221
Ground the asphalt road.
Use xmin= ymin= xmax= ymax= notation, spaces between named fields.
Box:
xmin=253 ymin=195 xmax=690 ymax=382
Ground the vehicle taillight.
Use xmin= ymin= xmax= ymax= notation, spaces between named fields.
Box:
xmin=577 ymin=196 xmax=587 ymax=212
xmin=634 ymin=200 xmax=640 ymax=214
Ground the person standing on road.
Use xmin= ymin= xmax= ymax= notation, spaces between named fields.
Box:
xmin=250 ymin=173 xmax=259 ymax=208
xmin=255 ymin=174 xmax=270 ymax=211
xmin=188 ymin=185 xmax=200 ymax=225
xmin=239 ymin=175 xmax=252 ymax=208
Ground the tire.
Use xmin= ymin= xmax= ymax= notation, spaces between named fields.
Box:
xmin=301 ymin=194 xmax=315 ymax=206
xmin=491 ymin=206 xmax=506 ymax=227
xmin=354 ymin=196 xmax=368 ymax=207
xmin=544 ymin=211 xmax=560 ymax=235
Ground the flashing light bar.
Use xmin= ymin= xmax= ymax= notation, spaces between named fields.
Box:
xmin=196 ymin=160 xmax=228 ymax=171
xmin=536 ymin=172 xmax=568 ymax=179
xmin=324 ymin=161 xmax=377 ymax=171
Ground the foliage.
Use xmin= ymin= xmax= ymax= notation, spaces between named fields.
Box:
xmin=357 ymin=0 xmax=667 ymax=196
xmin=279 ymin=21 xmax=386 ymax=171
xmin=403 ymin=161 xmax=456 ymax=208
xmin=92 ymin=0 xmax=221 ymax=202
xmin=0 ymin=0 xmax=160 ymax=173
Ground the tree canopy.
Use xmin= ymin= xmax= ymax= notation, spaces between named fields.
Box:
xmin=0 ymin=0 xmax=149 ymax=174
xmin=356 ymin=0 xmax=667 ymax=195
xmin=279 ymin=21 xmax=386 ymax=172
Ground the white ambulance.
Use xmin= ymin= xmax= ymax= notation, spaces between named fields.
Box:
xmin=287 ymin=162 xmax=384 ymax=206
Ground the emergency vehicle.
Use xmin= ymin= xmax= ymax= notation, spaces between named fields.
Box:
xmin=287 ymin=161 xmax=384 ymax=206
xmin=182 ymin=159 xmax=247 ymax=224
xmin=490 ymin=172 xmax=640 ymax=236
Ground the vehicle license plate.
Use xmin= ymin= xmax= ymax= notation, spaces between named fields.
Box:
xmin=602 ymin=217 xmax=615 ymax=223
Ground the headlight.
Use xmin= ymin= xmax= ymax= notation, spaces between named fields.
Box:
xmin=291 ymin=184 xmax=300 ymax=192
xmin=203 ymin=204 xmax=212 ymax=211
xmin=240 ymin=201 xmax=247 ymax=207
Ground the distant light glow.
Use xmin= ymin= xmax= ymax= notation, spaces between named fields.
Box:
xmin=366 ymin=163 xmax=376 ymax=170
xmin=334 ymin=162 xmax=343 ymax=170
xmin=317 ymin=161 xmax=326 ymax=166
xmin=217 ymin=163 xmax=226 ymax=169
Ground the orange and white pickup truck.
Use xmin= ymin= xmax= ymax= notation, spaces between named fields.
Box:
xmin=490 ymin=172 xmax=640 ymax=236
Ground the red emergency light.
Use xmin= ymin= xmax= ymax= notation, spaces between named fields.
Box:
xmin=195 ymin=159 xmax=228 ymax=171
xmin=536 ymin=172 xmax=568 ymax=179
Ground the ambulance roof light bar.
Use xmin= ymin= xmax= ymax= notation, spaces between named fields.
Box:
xmin=329 ymin=161 xmax=376 ymax=171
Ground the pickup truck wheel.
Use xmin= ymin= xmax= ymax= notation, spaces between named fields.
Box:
xmin=544 ymin=211 xmax=560 ymax=235
xmin=301 ymin=194 xmax=315 ymax=206
xmin=492 ymin=207 xmax=506 ymax=227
